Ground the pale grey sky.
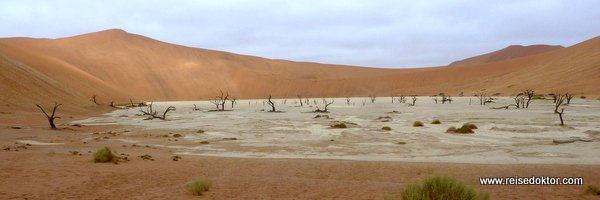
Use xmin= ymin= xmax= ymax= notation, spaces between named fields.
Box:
xmin=1 ymin=0 xmax=599 ymax=68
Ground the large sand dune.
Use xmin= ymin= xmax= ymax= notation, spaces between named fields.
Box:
xmin=448 ymin=44 xmax=564 ymax=67
xmin=0 ymin=29 xmax=598 ymax=110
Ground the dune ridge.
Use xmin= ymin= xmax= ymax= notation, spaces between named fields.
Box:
xmin=448 ymin=44 xmax=564 ymax=67
xmin=0 ymin=29 xmax=598 ymax=110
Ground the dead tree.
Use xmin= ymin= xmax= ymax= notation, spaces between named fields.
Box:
xmin=266 ymin=95 xmax=277 ymax=112
xmin=315 ymin=99 xmax=334 ymax=113
xmin=441 ymin=94 xmax=452 ymax=104
xmin=230 ymin=97 xmax=237 ymax=108
xmin=369 ymin=95 xmax=376 ymax=103
xmin=36 ymin=102 xmax=62 ymax=129
xmin=109 ymin=101 xmax=115 ymax=107
xmin=92 ymin=94 xmax=99 ymax=104
xmin=396 ymin=95 xmax=406 ymax=103
xmin=141 ymin=104 xmax=176 ymax=120
xmin=345 ymin=97 xmax=352 ymax=105
xmin=391 ymin=95 xmax=395 ymax=103
xmin=565 ymin=93 xmax=574 ymax=104
xmin=297 ymin=95 xmax=303 ymax=106
xmin=210 ymin=90 xmax=229 ymax=111
xmin=432 ymin=96 xmax=438 ymax=104
xmin=474 ymin=92 xmax=490 ymax=105
xmin=140 ymin=102 xmax=157 ymax=116
xmin=160 ymin=106 xmax=176 ymax=119
xmin=554 ymin=93 xmax=566 ymax=126
xmin=513 ymin=93 xmax=524 ymax=108
xmin=362 ymin=99 xmax=367 ymax=106
xmin=410 ymin=95 xmax=418 ymax=106
xmin=523 ymin=89 xmax=534 ymax=108
xmin=193 ymin=104 xmax=200 ymax=111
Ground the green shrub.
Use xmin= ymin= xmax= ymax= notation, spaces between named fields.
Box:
xmin=382 ymin=126 xmax=392 ymax=131
xmin=332 ymin=123 xmax=347 ymax=128
xmin=184 ymin=177 xmax=213 ymax=196
xmin=93 ymin=146 xmax=117 ymax=163
xmin=532 ymin=94 xmax=546 ymax=100
xmin=399 ymin=175 xmax=490 ymax=200
xmin=413 ymin=121 xmax=424 ymax=127
xmin=431 ymin=119 xmax=441 ymax=124
xmin=583 ymin=185 xmax=600 ymax=195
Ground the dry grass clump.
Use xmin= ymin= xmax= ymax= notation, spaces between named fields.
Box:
xmin=184 ymin=177 xmax=213 ymax=196
xmin=463 ymin=123 xmax=478 ymax=129
xmin=382 ymin=126 xmax=392 ymax=131
xmin=93 ymin=146 xmax=117 ymax=163
xmin=431 ymin=119 xmax=441 ymax=124
xmin=446 ymin=123 xmax=477 ymax=134
xmin=413 ymin=121 xmax=424 ymax=127
xmin=387 ymin=175 xmax=490 ymax=200
xmin=583 ymin=185 xmax=600 ymax=195
xmin=332 ymin=123 xmax=347 ymax=128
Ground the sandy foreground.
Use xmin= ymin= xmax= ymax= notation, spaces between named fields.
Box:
xmin=1 ymin=97 xmax=599 ymax=199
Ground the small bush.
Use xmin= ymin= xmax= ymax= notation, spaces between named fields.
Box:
xmin=382 ymin=126 xmax=392 ymax=131
xmin=184 ymin=177 xmax=213 ymax=196
xmin=583 ymin=185 xmax=600 ymax=195
xmin=431 ymin=119 xmax=441 ymax=124
xmin=332 ymin=123 xmax=347 ymax=128
xmin=413 ymin=121 xmax=424 ymax=127
xmin=93 ymin=146 xmax=117 ymax=163
xmin=463 ymin=123 xmax=478 ymax=129
xmin=580 ymin=96 xmax=586 ymax=99
xmin=446 ymin=126 xmax=457 ymax=133
xmin=446 ymin=124 xmax=475 ymax=134
xmin=399 ymin=175 xmax=490 ymax=200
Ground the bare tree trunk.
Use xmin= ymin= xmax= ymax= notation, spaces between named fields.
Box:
xmin=554 ymin=93 xmax=567 ymax=126
xmin=345 ymin=97 xmax=351 ymax=105
xmin=524 ymin=89 xmax=534 ymax=108
xmin=36 ymin=102 xmax=62 ymax=130
xmin=297 ymin=95 xmax=303 ymax=106
xmin=369 ymin=95 xmax=376 ymax=103
xmin=411 ymin=95 xmax=418 ymax=106
xmin=92 ymin=94 xmax=99 ymax=104
xmin=266 ymin=95 xmax=276 ymax=112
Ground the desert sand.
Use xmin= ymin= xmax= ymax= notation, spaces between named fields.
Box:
xmin=1 ymin=97 xmax=599 ymax=199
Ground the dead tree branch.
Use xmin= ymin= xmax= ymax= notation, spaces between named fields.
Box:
xmin=315 ymin=99 xmax=334 ymax=113
xmin=36 ymin=102 xmax=62 ymax=130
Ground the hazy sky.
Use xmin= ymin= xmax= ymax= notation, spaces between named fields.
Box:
xmin=1 ymin=0 xmax=599 ymax=68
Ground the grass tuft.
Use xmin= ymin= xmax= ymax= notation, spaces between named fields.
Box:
xmin=413 ymin=121 xmax=424 ymax=127
xmin=431 ymin=119 xmax=441 ymax=124
xmin=184 ymin=177 xmax=213 ymax=196
xmin=332 ymin=123 xmax=347 ymax=128
xmin=93 ymin=146 xmax=117 ymax=163
xmin=583 ymin=185 xmax=600 ymax=195
xmin=398 ymin=175 xmax=490 ymax=200
xmin=382 ymin=126 xmax=392 ymax=131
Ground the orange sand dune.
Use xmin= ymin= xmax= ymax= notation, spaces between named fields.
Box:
xmin=448 ymin=44 xmax=564 ymax=67
xmin=0 ymin=29 xmax=598 ymax=106
xmin=0 ymin=51 xmax=94 ymax=110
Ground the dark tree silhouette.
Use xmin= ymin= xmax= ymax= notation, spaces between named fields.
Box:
xmin=36 ymin=102 xmax=62 ymax=129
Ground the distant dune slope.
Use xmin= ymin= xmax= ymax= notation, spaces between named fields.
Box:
xmin=0 ymin=50 xmax=95 ymax=110
xmin=448 ymin=45 xmax=564 ymax=67
xmin=0 ymin=29 xmax=598 ymax=107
